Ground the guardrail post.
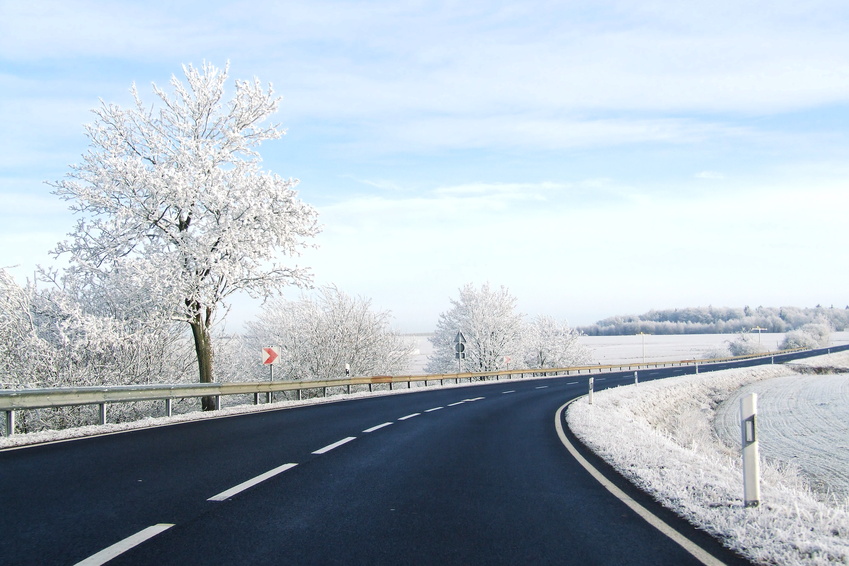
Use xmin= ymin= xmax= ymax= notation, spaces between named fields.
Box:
xmin=588 ymin=377 xmax=594 ymax=405
xmin=4 ymin=410 xmax=14 ymax=437
xmin=165 ymin=398 xmax=173 ymax=417
xmin=741 ymin=393 xmax=761 ymax=507
xmin=98 ymin=403 xmax=106 ymax=425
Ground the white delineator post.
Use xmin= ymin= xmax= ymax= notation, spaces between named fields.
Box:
xmin=741 ymin=392 xmax=761 ymax=507
xmin=588 ymin=377 xmax=594 ymax=405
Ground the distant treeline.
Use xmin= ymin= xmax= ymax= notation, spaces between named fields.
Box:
xmin=578 ymin=306 xmax=849 ymax=336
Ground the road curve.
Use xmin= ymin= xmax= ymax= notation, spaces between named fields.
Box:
xmin=1 ymin=369 xmax=760 ymax=565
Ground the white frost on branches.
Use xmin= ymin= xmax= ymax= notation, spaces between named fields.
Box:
xmin=241 ymin=286 xmax=413 ymax=382
xmin=48 ymin=62 xmax=320 ymax=404
xmin=426 ymin=283 xmax=590 ymax=374
xmin=523 ymin=314 xmax=593 ymax=369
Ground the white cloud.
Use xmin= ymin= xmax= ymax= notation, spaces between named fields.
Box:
xmin=694 ymin=171 xmax=725 ymax=180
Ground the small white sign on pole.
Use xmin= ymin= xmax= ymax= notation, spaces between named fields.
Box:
xmin=741 ymin=392 xmax=761 ymax=507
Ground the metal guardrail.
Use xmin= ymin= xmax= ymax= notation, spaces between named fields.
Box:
xmin=0 ymin=345 xmax=830 ymax=437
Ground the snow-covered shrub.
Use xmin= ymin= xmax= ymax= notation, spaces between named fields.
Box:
xmin=780 ymin=322 xmax=831 ymax=350
xmin=242 ymin=286 xmax=413 ymax=382
xmin=0 ymin=268 xmax=197 ymax=432
xmin=523 ymin=315 xmax=593 ymax=369
xmin=727 ymin=332 xmax=767 ymax=356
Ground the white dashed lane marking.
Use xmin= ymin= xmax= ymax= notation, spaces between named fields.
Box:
xmin=398 ymin=413 xmax=421 ymax=421
xmin=363 ymin=422 xmax=393 ymax=433
xmin=74 ymin=524 xmax=174 ymax=566
xmin=425 ymin=407 xmax=444 ymax=412
xmin=313 ymin=436 xmax=357 ymax=455
xmin=208 ymin=463 xmax=298 ymax=502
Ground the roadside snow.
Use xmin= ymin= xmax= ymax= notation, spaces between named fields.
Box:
xmin=566 ymin=355 xmax=849 ymax=565
xmin=715 ymin=373 xmax=849 ymax=503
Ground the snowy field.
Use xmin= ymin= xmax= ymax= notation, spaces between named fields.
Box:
xmin=567 ymin=352 xmax=849 ymax=565
xmin=407 ymin=331 xmax=849 ymax=373
xmin=715 ymin=371 xmax=849 ymax=503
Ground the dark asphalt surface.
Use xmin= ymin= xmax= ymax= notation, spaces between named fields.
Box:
xmin=2 ymin=347 xmax=842 ymax=565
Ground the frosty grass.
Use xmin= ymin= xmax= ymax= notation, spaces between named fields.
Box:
xmin=567 ymin=352 xmax=849 ymax=565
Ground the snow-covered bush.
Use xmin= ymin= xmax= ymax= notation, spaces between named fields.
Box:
xmin=241 ymin=286 xmax=413 ymax=383
xmin=523 ymin=315 xmax=592 ymax=369
xmin=780 ymin=322 xmax=831 ymax=350
xmin=727 ymin=332 xmax=767 ymax=356
xmin=0 ymin=268 xmax=197 ymax=432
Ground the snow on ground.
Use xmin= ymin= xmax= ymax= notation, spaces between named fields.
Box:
xmin=715 ymin=365 xmax=849 ymax=503
xmin=567 ymin=353 xmax=849 ymax=566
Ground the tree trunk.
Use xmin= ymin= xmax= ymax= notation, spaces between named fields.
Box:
xmin=190 ymin=309 xmax=218 ymax=411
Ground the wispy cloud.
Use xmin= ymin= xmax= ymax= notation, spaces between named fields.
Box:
xmin=694 ymin=171 xmax=725 ymax=180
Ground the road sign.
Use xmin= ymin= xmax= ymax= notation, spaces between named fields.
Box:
xmin=454 ymin=331 xmax=466 ymax=345
xmin=262 ymin=347 xmax=280 ymax=365
xmin=454 ymin=342 xmax=465 ymax=359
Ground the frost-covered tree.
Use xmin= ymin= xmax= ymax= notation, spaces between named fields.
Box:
xmin=50 ymin=62 xmax=319 ymax=410
xmin=1 ymin=268 xmax=196 ymax=432
xmin=727 ymin=333 xmax=767 ymax=356
xmin=0 ymin=269 xmax=44 ymax=389
xmin=523 ymin=315 xmax=592 ymax=369
xmin=426 ymin=283 xmax=524 ymax=374
xmin=779 ymin=322 xmax=831 ymax=350
xmin=242 ymin=286 xmax=412 ymax=382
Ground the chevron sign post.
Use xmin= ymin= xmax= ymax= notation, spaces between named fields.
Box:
xmin=262 ymin=347 xmax=281 ymax=402
xmin=262 ymin=347 xmax=280 ymax=365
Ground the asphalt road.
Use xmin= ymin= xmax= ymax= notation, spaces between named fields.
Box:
xmin=1 ymin=362 xmax=771 ymax=566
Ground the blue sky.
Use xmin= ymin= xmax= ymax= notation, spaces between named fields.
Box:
xmin=2 ymin=0 xmax=849 ymax=332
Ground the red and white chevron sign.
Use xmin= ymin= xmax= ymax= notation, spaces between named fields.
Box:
xmin=262 ymin=347 xmax=280 ymax=365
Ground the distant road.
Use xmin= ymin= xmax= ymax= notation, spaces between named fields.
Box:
xmin=1 ymin=367 xmax=761 ymax=565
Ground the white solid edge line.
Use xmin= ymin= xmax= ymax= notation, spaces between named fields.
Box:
xmin=208 ymin=462 xmax=298 ymax=501
xmin=554 ymin=400 xmax=723 ymax=566
xmin=313 ymin=436 xmax=357 ymax=455
xmin=363 ymin=422 xmax=393 ymax=433
xmin=74 ymin=523 xmax=174 ymax=566
xmin=398 ymin=413 xmax=420 ymax=421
